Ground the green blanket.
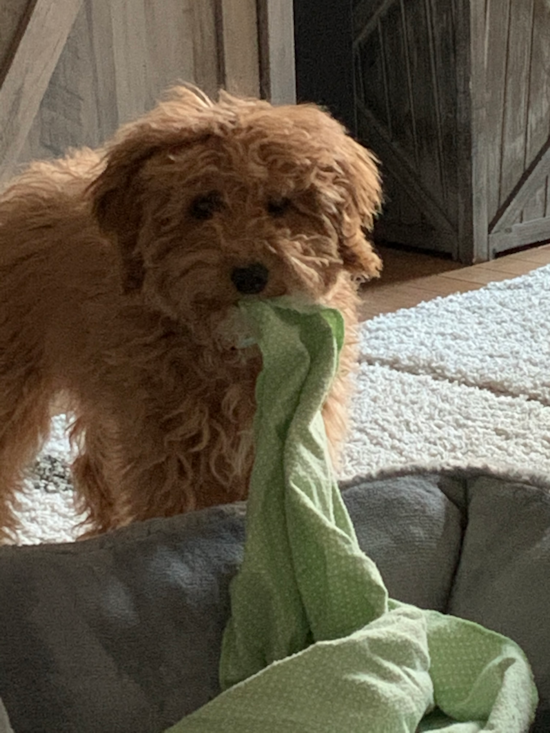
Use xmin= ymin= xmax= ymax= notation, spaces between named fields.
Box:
xmin=166 ymin=299 xmax=537 ymax=732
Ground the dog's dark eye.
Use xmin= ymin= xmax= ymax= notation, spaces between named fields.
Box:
xmin=189 ymin=191 xmax=224 ymax=220
xmin=267 ymin=197 xmax=292 ymax=217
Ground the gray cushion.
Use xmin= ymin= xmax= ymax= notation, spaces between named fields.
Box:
xmin=343 ymin=473 xmax=463 ymax=611
xmin=447 ymin=475 xmax=550 ymax=720
xmin=0 ymin=472 xmax=548 ymax=732
xmin=0 ymin=505 xmax=246 ymax=733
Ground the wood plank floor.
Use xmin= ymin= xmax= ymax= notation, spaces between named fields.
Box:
xmin=359 ymin=243 xmax=550 ymax=321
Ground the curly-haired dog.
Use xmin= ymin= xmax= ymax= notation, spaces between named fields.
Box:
xmin=0 ymin=86 xmax=382 ymax=541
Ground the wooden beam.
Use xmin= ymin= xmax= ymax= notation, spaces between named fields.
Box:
xmin=0 ymin=0 xmax=83 ymax=184
xmin=490 ymin=138 xmax=550 ymax=233
xmin=257 ymin=0 xmax=296 ymax=104
xmin=489 ymin=216 xmax=550 ymax=254
xmin=459 ymin=0 xmax=489 ymax=262
xmin=0 ymin=0 xmax=35 ymax=86
xmin=353 ymin=0 xmax=395 ymax=50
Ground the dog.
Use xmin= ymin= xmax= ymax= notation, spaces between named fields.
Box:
xmin=0 ymin=86 xmax=382 ymax=541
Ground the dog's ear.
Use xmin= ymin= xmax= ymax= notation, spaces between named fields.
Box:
xmin=90 ymin=135 xmax=162 ymax=292
xmin=335 ymin=137 xmax=383 ymax=280
xmin=90 ymin=85 xmax=217 ymax=292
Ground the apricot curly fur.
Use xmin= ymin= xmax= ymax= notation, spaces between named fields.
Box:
xmin=0 ymin=86 xmax=382 ymax=542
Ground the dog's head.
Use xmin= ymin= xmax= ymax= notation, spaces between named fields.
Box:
xmin=90 ymin=86 xmax=382 ymax=339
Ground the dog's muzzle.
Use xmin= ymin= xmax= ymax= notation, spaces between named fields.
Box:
xmin=231 ymin=263 xmax=269 ymax=295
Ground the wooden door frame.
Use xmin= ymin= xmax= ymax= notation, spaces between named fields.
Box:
xmin=257 ymin=0 xmax=296 ymax=104
xmin=456 ymin=0 xmax=489 ymax=263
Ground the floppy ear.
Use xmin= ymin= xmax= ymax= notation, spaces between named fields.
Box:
xmin=337 ymin=138 xmax=383 ymax=280
xmin=89 ymin=84 xmax=217 ymax=292
xmin=90 ymin=135 xmax=164 ymax=292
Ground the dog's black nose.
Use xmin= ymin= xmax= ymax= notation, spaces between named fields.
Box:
xmin=231 ymin=263 xmax=269 ymax=295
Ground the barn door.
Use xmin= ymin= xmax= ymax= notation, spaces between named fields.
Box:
xmin=353 ymin=0 xmax=463 ymax=258
xmin=0 ymin=0 xmax=295 ymax=186
xmin=353 ymin=0 xmax=550 ymax=262
xmin=485 ymin=0 xmax=550 ymax=255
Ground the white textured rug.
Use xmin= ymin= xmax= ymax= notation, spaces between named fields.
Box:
xmin=16 ymin=264 xmax=550 ymax=544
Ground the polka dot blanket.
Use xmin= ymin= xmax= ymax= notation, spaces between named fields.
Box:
xmin=165 ymin=299 xmax=537 ymax=733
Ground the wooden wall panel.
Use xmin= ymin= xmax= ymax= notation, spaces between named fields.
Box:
xmin=86 ymin=0 xmax=119 ymax=143
xmin=354 ymin=0 xmax=459 ymax=255
xmin=379 ymin=3 xmax=416 ymax=160
xmin=486 ymin=0 xmax=550 ymax=230
xmin=521 ymin=0 xmax=550 ymax=223
xmin=525 ymin=1 xmax=550 ymax=167
xmin=0 ymin=0 xmax=83 ymax=183
xmin=522 ymin=178 xmax=549 ymax=225
xmin=16 ymin=0 xmax=200 ymax=165
xmin=7 ymin=0 xmax=297 ymax=180
xmin=357 ymin=23 xmax=389 ymax=129
xmin=402 ymin=0 xmax=443 ymax=204
xmin=144 ymin=1 xmax=195 ymax=96
xmin=484 ymin=0 xmax=510 ymax=224
xmin=110 ymin=0 xmax=151 ymax=124
xmin=109 ymin=0 xmax=197 ymax=124
xmin=427 ymin=0 xmax=458 ymax=227
xmin=108 ymin=0 xmax=198 ymax=124
xmin=190 ymin=0 xmax=221 ymax=98
xmin=463 ymin=0 xmax=488 ymax=262
xmin=487 ymin=0 xmax=550 ymax=245
xmin=257 ymin=0 xmax=296 ymax=104
xmin=354 ymin=0 xmax=550 ymax=260
xmin=30 ymin=3 xmax=103 ymax=157
xmin=221 ymin=0 xmax=260 ymax=97
xmin=0 ymin=0 xmax=34 ymax=82
xmin=498 ymin=0 xmax=534 ymax=211
xmin=22 ymin=1 xmax=116 ymax=160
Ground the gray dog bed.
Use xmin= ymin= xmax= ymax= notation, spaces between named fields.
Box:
xmin=0 ymin=470 xmax=549 ymax=732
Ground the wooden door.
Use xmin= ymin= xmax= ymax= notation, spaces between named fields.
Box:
xmin=352 ymin=0 xmax=468 ymax=259
xmin=352 ymin=0 xmax=550 ymax=262
xmin=0 ymin=0 xmax=296 ymax=186
xmin=485 ymin=0 xmax=550 ymax=255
